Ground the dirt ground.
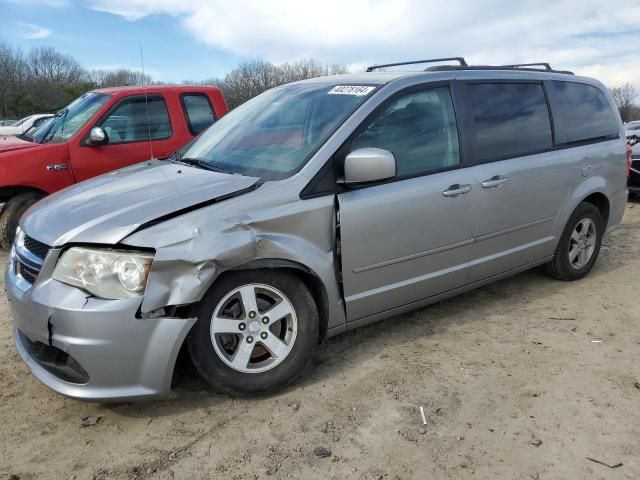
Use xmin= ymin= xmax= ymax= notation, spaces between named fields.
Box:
xmin=1 ymin=203 xmax=639 ymax=480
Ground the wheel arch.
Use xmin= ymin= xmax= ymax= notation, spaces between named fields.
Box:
xmin=0 ymin=186 xmax=48 ymax=204
xmin=580 ymin=191 xmax=610 ymax=227
xmin=226 ymin=258 xmax=331 ymax=337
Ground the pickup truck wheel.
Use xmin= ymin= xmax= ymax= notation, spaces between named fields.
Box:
xmin=544 ymin=202 xmax=603 ymax=281
xmin=188 ymin=270 xmax=319 ymax=396
xmin=0 ymin=192 xmax=43 ymax=249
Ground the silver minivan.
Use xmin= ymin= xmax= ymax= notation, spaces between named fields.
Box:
xmin=6 ymin=59 xmax=628 ymax=401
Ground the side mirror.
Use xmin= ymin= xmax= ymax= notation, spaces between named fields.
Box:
xmin=88 ymin=127 xmax=108 ymax=146
xmin=342 ymin=148 xmax=396 ymax=184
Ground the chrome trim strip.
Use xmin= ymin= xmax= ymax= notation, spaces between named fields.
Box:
xmin=353 ymin=238 xmax=475 ymax=273
xmin=475 ymin=216 xmax=554 ymax=243
xmin=8 ymin=246 xmax=33 ymax=293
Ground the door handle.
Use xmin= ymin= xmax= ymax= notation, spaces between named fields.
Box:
xmin=481 ymin=175 xmax=508 ymax=188
xmin=442 ymin=184 xmax=472 ymax=197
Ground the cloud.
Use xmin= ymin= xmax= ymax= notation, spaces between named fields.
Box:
xmin=88 ymin=0 xmax=640 ymax=89
xmin=19 ymin=22 xmax=53 ymax=39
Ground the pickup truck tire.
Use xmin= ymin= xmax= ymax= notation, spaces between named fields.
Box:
xmin=0 ymin=192 xmax=43 ymax=249
xmin=188 ymin=270 xmax=319 ymax=396
xmin=544 ymin=202 xmax=603 ymax=281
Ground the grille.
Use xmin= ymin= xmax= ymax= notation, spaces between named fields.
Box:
xmin=23 ymin=235 xmax=50 ymax=260
xmin=18 ymin=261 xmax=39 ymax=284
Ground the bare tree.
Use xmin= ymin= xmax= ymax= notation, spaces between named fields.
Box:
xmin=204 ymin=59 xmax=349 ymax=109
xmin=89 ymin=68 xmax=151 ymax=87
xmin=0 ymin=39 xmax=348 ymax=119
xmin=0 ymin=44 xmax=29 ymax=118
xmin=611 ymin=82 xmax=638 ymax=122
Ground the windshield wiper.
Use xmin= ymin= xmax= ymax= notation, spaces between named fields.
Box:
xmin=178 ymin=157 xmax=233 ymax=174
xmin=41 ymin=108 xmax=68 ymax=144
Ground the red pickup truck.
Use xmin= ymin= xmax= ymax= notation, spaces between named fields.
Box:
xmin=0 ymin=85 xmax=228 ymax=247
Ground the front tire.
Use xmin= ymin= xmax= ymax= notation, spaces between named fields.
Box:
xmin=187 ymin=270 xmax=319 ymax=395
xmin=0 ymin=192 xmax=43 ymax=249
xmin=544 ymin=202 xmax=604 ymax=281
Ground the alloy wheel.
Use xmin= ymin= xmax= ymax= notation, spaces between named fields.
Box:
xmin=568 ymin=218 xmax=596 ymax=269
xmin=209 ymin=283 xmax=298 ymax=373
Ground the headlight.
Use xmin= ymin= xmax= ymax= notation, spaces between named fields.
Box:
xmin=52 ymin=247 xmax=154 ymax=299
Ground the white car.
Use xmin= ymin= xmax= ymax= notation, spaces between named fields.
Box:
xmin=625 ymin=120 xmax=640 ymax=139
xmin=0 ymin=114 xmax=53 ymax=136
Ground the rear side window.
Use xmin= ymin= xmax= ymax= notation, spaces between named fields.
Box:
xmin=467 ymin=83 xmax=553 ymax=163
xmin=548 ymin=81 xmax=618 ymax=144
xmin=182 ymin=94 xmax=216 ymax=135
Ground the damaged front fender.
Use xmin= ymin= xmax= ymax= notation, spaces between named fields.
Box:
xmin=122 ymin=185 xmax=346 ymax=331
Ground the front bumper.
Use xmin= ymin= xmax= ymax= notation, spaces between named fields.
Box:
xmin=5 ymin=248 xmax=196 ymax=401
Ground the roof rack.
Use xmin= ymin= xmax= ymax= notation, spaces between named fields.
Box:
xmin=366 ymin=57 xmax=468 ymax=72
xmin=366 ymin=58 xmax=574 ymax=75
xmin=501 ymin=63 xmax=552 ymax=70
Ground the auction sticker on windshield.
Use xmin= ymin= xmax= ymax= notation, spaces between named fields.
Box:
xmin=328 ymin=86 xmax=376 ymax=96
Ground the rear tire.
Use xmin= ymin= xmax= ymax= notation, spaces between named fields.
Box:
xmin=544 ymin=202 xmax=603 ymax=281
xmin=187 ymin=270 xmax=319 ymax=396
xmin=0 ymin=192 xmax=43 ymax=249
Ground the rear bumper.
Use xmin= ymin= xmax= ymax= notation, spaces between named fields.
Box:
xmin=6 ymin=248 xmax=196 ymax=402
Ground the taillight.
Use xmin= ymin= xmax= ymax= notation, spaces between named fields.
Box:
xmin=626 ymin=144 xmax=632 ymax=177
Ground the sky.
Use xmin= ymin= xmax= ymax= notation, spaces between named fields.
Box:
xmin=1 ymin=0 xmax=640 ymax=91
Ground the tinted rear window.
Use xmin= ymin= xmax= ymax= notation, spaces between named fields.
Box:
xmin=468 ymin=83 xmax=553 ymax=163
xmin=182 ymin=93 xmax=216 ymax=135
xmin=548 ymin=81 xmax=618 ymax=144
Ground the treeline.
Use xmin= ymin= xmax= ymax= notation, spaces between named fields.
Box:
xmin=0 ymin=43 xmax=152 ymax=118
xmin=197 ymin=59 xmax=348 ymax=110
xmin=0 ymin=42 xmax=347 ymax=118
xmin=611 ymin=83 xmax=640 ymax=122
xmin=7 ymin=41 xmax=636 ymax=123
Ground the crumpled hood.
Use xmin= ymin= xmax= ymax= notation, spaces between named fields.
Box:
xmin=0 ymin=135 xmax=38 ymax=153
xmin=22 ymin=160 xmax=259 ymax=246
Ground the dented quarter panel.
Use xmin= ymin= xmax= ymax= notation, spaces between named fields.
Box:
xmin=122 ymin=176 xmax=347 ymax=330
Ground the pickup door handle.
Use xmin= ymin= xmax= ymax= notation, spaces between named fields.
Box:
xmin=481 ymin=175 xmax=508 ymax=188
xmin=442 ymin=184 xmax=472 ymax=197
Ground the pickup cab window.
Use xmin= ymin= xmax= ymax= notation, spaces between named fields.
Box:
xmin=98 ymin=95 xmax=172 ymax=143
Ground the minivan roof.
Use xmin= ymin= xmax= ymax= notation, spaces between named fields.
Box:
xmin=292 ymin=69 xmax=604 ymax=89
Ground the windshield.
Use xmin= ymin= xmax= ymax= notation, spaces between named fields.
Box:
xmin=182 ymin=83 xmax=376 ymax=180
xmin=38 ymin=92 xmax=110 ymax=144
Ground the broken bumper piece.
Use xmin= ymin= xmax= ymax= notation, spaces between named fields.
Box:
xmin=5 ymin=260 xmax=196 ymax=402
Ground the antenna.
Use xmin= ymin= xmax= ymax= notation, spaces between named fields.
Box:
xmin=140 ymin=44 xmax=154 ymax=160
